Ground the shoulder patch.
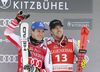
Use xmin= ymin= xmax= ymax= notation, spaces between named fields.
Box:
xmin=47 ymin=41 xmax=52 ymax=45
xmin=68 ymin=39 xmax=72 ymax=42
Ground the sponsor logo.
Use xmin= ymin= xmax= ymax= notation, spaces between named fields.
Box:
xmin=31 ymin=52 xmax=44 ymax=60
xmin=53 ymin=64 xmax=73 ymax=71
xmin=0 ymin=0 xmax=11 ymax=9
xmin=33 ymin=48 xmax=42 ymax=53
xmin=0 ymin=54 xmax=18 ymax=63
xmin=67 ymin=21 xmax=90 ymax=28
xmin=47 ymin=41 xmax=52 ymax=45
xmin=39 ymin=22 xmax=44 ymax=27
xmin=0 ymin=18 xmax=19 ymax=27
xmin=31 ymin=58 xmax=42 ymax=68
xmin=51 ymin=49 xmax=73 ymax=54
xmin=53 ymin=45 xmax=59 ymax=48
xmin=64 ymin=19 xmax=92 ymax=30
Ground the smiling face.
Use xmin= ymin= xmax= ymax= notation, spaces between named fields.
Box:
xmin=31 ymin=29 xmax=45 ymax=41
xmin=50 ymin=25 xmax=63 ymax=40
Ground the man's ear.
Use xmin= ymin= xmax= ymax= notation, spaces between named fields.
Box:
xmin=30 ymin=29 xmax=33 ymax=34
xmin=50 ymin=30 xmax=52 ymax=34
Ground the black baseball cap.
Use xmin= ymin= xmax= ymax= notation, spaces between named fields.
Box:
xmin=49 ymin=19 xmax=63 ymax=29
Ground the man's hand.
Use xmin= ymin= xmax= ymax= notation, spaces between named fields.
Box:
xmin=24 ymin=64 xmax=40 ymax=72
xmin=15 ymin=10 xmax=30 ymax=22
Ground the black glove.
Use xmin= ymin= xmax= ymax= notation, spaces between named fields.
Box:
xmin=24 ymin=64 xmax=40 ymax=72
xmin=15 ymin=10 xmax=30 ymax=22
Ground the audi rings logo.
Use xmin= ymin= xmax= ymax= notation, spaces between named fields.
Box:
xmin=0 ymin=54 xmax=18 ymax=63
xmin=0 ymin=0 xmax=11 ymax=9
xmin=0 ymin=18 xmax=19 ymax=27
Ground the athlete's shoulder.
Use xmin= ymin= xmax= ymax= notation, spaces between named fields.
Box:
xmin=43 ymin=37 xmax=54 ymax=45
xmin=72 ymin=38 xmax=78 ymax=44
xmin=44 ymin=37 xmax=54 ymax=41
xmin=46 ymin=37 xmax=55 ymax=45
xmin=67 ymin=37 xmax=77 ymax=43
xmin=46 ymin=40 xmax=52 ymax=45
xmin=67 ymin=37 xmax=74 ymax=42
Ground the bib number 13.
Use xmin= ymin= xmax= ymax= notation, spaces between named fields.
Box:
xmin=55 ymin=54 xmax=67 ymax=62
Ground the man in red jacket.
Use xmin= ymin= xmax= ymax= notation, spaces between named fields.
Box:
xmin=4 ymin=11 xmax=52 ymax=72
xmin=46 ymin=19 xmax=87 ymax=72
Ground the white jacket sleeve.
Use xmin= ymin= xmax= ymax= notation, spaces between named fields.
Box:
xmin=4 ymin=19 xmax=21 ymax=48
xmin=73 ymin=39 xmax=79 ymax=57
xmin=44 ymin=48 xmax=52 ymax=72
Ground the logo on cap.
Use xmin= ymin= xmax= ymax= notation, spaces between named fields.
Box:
xmin=53 ymin=21 xmax=60 ymax=24
xmin=39 ymin=22 xmax=44 ymax=27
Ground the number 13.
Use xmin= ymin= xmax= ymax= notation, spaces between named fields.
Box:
xmin=55 ymin=54 xmax=67 ymax=62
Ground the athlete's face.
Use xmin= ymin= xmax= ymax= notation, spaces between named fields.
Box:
xmin=50 ymin=25 xmax=63 ymax=40
xmin=31 ymin=29 xmax=45 ymax=41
